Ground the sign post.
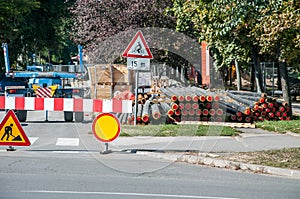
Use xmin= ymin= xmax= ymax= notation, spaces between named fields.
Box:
xmin=134 ymin=70 xmax=139 ymax=125
xmin=122 ymin=31 xmax=153 ymax=125
xmin=92 ymin=113 xmax=121 ymax=154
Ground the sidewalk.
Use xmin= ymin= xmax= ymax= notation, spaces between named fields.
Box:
xmin=108 ymin=128 xmax=300 ymax=178
xmin=111 ymin=128 xmax=300 ymax=153
xmin=292 ymin=102 xmax=300 ymax=115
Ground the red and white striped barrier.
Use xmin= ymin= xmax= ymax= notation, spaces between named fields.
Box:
xmin=0 ymin=96 xmax=132 ymax=113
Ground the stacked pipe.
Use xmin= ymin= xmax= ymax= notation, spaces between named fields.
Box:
xmin=160 ymin=87 xmax=224 ymax=122
xmin=227 ymin=91 xmax=291 ymax=122
xmin=119 ymin=88 xmax=291 ymax=125
xmin=216 ymin=90 xmax=253 ymax=123
xmin=186 ymin=87 xmax=224 ymax=122
xmin=126 ymin=92 xmax=175 ymax=125
xmin=159 ymin=87 xmax=181 ymax=123
xmin=130 ymin=96 xmax=153 ymax=125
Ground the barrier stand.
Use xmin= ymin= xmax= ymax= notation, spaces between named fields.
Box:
xmin=45 ymin=110 xmax=49 ymax=122
xmin=100 ymin=143 xmax=112 ymax=154
xmin=7 ymin=146 xmax=16 ymax=151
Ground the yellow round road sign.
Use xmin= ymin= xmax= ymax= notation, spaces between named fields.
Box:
xmin=92 ymin=113 xmax=121 ymax=142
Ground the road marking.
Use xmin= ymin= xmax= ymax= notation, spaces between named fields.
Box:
xmin=56 ymin=138 xmax=79 ymax=146
xmin=52 ymin=151 xmax=79 ymax=154
xmin=28 ymin=137 xmax=39 ymax=145
xmin=22 ymin=190 xmax=240 ymax=199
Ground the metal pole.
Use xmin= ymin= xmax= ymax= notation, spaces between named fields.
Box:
xmin=105 ymin=143 xmax=109 ymax=152
xmin=264 ymin=63 xmax=267 ymax=93
xmin=2 ymin=43 xmax=10 ymax=73
xmin=134 ymin=70 xmax=139 ymax=126
xmin=272 ymin=62 xmax=275 ymax=96
xmin=100 ymin=143 xmax=111 ymax=154
xmin=94 ymin=66 xmax=97 ymax=99
xmin=45 ymin=110 xmax=48 ymax=122
xmin=78 ymin=45 xmax=83 ymax=73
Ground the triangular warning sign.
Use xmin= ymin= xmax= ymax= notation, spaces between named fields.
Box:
xmin=122 ymin=31 xmax=153 ymax=59
xmin=0 ymin=110 xmax=30 ymax=146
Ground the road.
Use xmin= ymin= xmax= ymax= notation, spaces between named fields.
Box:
xmin=1 ymin=150 xmax=299 ymax=199
xmin=0 ymin=111 xmax=299 ymax=199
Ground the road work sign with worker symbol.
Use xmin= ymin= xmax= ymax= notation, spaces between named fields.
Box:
xmin=0 ymin=110 xmax=31 ymax=146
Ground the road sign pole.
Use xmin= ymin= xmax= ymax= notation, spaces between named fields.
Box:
xmin=134 ymin=70 xmax=139 ymax=126
xmin=100 ymin=143 xmax=111 ymax=154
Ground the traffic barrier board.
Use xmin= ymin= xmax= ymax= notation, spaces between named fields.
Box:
xmin=0 ymin=96 xmax=132 ymax=113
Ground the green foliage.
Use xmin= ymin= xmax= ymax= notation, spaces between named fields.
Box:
xmin=168 ymin=0 xmax=299 ymax=71
xmin=120 ymin=124 xmax=239 ymax=136
xmin=251 ymin=0 xmax=300 ymax=69
xmin=255 ymin=119 xmax=300 ymax=134
xmin=19 ymin=0 xmax=77 ymax=64
xmin=0 ymin=0 xmax=77 ymax=69
xmin=0 ymin=0 xmax=40 ymax=43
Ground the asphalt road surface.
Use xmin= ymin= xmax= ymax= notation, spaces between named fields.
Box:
xmin=0 ymin=111 xmax=299 ymax=199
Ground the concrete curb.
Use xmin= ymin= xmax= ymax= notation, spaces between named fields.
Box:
xmin=285 ymin=131 xmax=300 ymax=137
xmin=137 ymin=151 xmax=300 ymax=179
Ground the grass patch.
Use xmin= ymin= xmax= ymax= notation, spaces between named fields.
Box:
xmin=255 ymin=117 xmax=300 ymax=134
xmin=120 ymin=124 xmax=239 ymax=137
xmin=221 ymin=148 xmax=300 ymax=170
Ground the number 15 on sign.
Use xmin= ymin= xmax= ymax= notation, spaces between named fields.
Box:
xmin=127 ymin=58 xmax=150 ymax=71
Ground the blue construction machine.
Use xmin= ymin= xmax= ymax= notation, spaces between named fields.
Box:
xmin=1 ymin=43 xmax=85 ymax=122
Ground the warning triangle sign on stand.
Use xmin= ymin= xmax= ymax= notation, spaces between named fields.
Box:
xmin=0 ymin=110 xmax=30 ymax=146
xmin=122 ymin=31 xmax=153 ymax=59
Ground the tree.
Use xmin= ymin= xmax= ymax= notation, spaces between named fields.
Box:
xmin=20 ymin=0 xmax=77 ymax=64
xmin=168 ymin=0 xmax=288 ymax=93
xmin=0 ymin=0 xmax=77 ymax=69
xmin=71 ymin=0 xmax=181 ymax=64
xmin=0 ymin=0 xmax=40 ymax=43
xmin=252 ymin=0 xmax=300 ymax=111
xmin=71 ymin=0 xmax=175 ymax=47
xmin=0 ymin=0 xmax=40 ymax=68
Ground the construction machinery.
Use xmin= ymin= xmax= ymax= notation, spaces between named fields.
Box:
xmin=1 ymin=43 xmax=85 ymax=122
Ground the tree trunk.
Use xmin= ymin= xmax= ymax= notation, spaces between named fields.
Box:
xmin=277 ymin=63 xmax=282 ymax=90
xmin=251 ymin=64 xmax=255 ymax=91
xmin=229 ymin=66 xmax=233 ymax=87
xmin=278 ymin=61 xmax=292 ymax=115
xmin=235 ymin=59 xmax=242 ymax=91
xmin=179 ymin=65 xmax=183 ymax=83
xmin=276 ymin=44 xmax=292 ymax=115
xmin=252 ymin=47 xmax=263 ymax=93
